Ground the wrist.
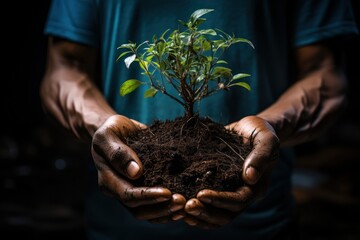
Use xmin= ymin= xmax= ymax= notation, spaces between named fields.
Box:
xmin=256 ymin=112 xmax=293 ymax=145
xmin=83 ymin=111 xmax=116 ymax=139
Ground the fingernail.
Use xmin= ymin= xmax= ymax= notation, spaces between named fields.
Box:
xmin=127 ymin=161 xmax=140 ymax=178
xmin=246 ymin=166 xmax=259 ymax=184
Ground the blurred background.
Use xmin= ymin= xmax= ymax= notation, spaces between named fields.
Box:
xmin=0 ymin=1 xmax=359 ymax=239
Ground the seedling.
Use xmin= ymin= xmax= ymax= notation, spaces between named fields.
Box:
xmin=118 ymin=9 xmax=254 ymax=117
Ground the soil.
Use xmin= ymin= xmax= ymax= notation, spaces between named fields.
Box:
xmin=127 ymin=115 xmax=251 ymax=199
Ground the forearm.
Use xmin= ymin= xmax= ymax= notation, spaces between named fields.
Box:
xmin=40 ymin=70 xmax=116 ymax=140
xmin=40 ymin=38 xmax=116 ymax=141
xmin=258 ymin=47 xmax=347 ymax=147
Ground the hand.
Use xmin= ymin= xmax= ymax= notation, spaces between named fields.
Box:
xmin=91 ymin=115 xmax=186 ymax=223
xmin=183 ymin=116 xmax=279 ymax=229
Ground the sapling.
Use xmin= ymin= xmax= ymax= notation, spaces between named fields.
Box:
xmin=117 ymin=9 xmax=254 ymax=118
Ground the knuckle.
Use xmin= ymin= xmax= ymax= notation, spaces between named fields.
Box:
xmin=92 ymin=128 xmax=107 ymax=145
xmin=109 ymin=146 xmax=128 ymax=163
xmin=108 ymin=147 xmax=131 ymax=174
xmin=122 ymin=189 xmax=137 ymax=208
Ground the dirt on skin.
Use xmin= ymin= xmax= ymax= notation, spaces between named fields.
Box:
xmin=127 ymin=115 xmax=251 ymax=199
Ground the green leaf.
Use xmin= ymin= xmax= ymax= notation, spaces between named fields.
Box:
xmin=232 ymin=38 xmax=255 ymax=49
xmin=191 ymin=9 xmax=214 ymax=22
xmin=178 ymin=20 xmax=187 ymax=27
xmin=144 ymin=87 xmax=158 ymax=98
xmin=120 ymin=79 xmax=143 ymax=96
xmin=192 ymin=18 xmax=206 ymax=28
xmin=161 ymin=29 xmax=171 ymax=39
xmin=231 ymin=73 xmax=250 ymax=81
xmin=196 ymin=74 xmax=205 ymax=83
xmin=156 ymin=41 xmax=166 ymax=55
xmin=201 ymin=39 xmax=211 ymax=51
xmin=229 ymin=82 xmax=251 ymax=91
xmin=216 ymin=60 xmax=228 ymax=65
xmin=212 ymin=66 xmax=232 ymax=76
xmin=198 ymin=29 xmax=217 ymax=36
xmin=124 ymin=54 xmax=136 ymax=69
xmin=117 ymin=43 xmax=136 ymax=49
xmin=139 ymin=60 xmax=149 ymax=72
xmin=116 ymin=51 xmax=132 ymax=62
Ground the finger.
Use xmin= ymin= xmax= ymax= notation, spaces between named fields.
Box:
xmin=196 ymin=187 xmax=253 ymax=212
xmin=242 ymin=137 xmax=278 ymax=185
xmin=131 ymin=118 xmax=147 ymax=130
xmin=148 ymin=216 xmax=173 ymax=224
xmin=97 ymin=169 xmax=171 ymax=208
xmin=183 ymin=215 xmax=220 ymax=229
xmin=224 ymin=122 xmax=236 ymax=131
xmin=171 ymin=210 xmax=186 ymax=221
xmin=147 ymin=210 xmax=185 ymax=224
xmin=132 ymin=194 xmax=186 ymax=220
xmin=92 ymin=129 xmax=143 ymax=180
xmin=226 ymin=117 xmax=279 ymax=185
xmin=184 ymin=198 xmax=233 ymax=226
xmin=242 ymin=122 xmax=279 ymax=185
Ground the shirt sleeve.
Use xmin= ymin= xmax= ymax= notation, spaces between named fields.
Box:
xmin=293 ymin=0 xmax=359 ymax=47
xmin=44 ymin=0 xmax=99 ymax=47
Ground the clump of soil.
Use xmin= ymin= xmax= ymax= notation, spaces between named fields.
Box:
xmin=127 ymin=115 xmax=251 ymax=199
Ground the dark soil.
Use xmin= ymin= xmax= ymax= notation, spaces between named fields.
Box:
xmin=127 ymin=115 xmax=251 ymax=199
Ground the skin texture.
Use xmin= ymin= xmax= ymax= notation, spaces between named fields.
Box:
xmin=183 ymin=42 xmax=347 ymax=228
xmin=40 ymin=36 xmax=346 ymax=227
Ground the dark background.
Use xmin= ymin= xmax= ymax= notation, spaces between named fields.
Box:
xmin=0 ymin=1 xmax=359 ymax=239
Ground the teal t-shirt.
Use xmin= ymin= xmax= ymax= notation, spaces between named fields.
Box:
xmin=44 ymin=0 xmax=358 ymax=239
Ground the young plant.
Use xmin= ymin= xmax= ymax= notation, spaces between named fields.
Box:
xmin=118 ymin=9 xmax=254 ymax=117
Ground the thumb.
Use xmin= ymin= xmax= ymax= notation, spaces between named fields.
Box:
xmin=109 ymin=142 xmax=143 ymax=180
xmin=242 ymin=157 xmax=262 ymax=185
xmin=242 ymin=148 xmax=278 ymax=185
xmin=242 ymin=133 xmax=279 ymax=185
xmin=92 ymin=131 xmax=143 ymax=180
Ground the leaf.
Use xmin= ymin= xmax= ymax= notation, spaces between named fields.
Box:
xmin=178 ymin=20 xmax=187 ymax=27
xmin=201 ymin=39 xmax=211 ymax=51
xmin=198 ymin=29 xmax=217 ymax=36
xmin=216 ymin=60 xmax=228 ymax=65
xmin=232 ymin=38 xmax=255 ymax=49
xmin=139 ymin=60 xmax=149 ymax=72
xmin=116 ymin=51 xmax=132 ymax=62
xmin=124 ymin=54 xmax=136 ymax=69
xmin=144 ymin=87 xmax=158 ymax=98
xmin=117 ymin=43 xmax=136 ymax=49
xmin=192 ymin=18 xmax=206 ymax=28
xmin=229 ymin=82 xmax=251 ymax=91
xmin=196 ymin=74 xmax=205 ymax=83
xmin=231 ymin=73 xmax=250 ymax=81
xmin=152 ymin=34 xmax=157 ymax=43
xmin=120 ymin=79 xmax=143 ymax=96
xmin=161 ymin=29 xmax=171 ymax=39
xmin=156 ymin=41 xmax=166 ymax=55
xmin=191 ymin=9 xmax=214 ymax=22
xmin=212 ymin=66 xmax=232 ymax=76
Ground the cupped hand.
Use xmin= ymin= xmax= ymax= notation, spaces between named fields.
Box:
xmin=183 ymin=116 xmax=279 ymax=229
xmin=91 ymin=115 xmax=186 ymax=223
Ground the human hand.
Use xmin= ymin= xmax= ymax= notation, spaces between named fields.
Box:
xmin=183 ymin=116 xmax=279 ymax=229
xmin=91 ymin=115 xmax=186 ymax=223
